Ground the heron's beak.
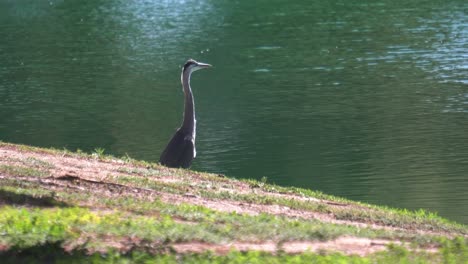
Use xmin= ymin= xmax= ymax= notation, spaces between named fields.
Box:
xmin=197 ymin=62 xmax=212 ymax=69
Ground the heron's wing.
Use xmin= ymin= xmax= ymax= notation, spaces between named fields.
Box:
xmin=178 ymin=139 xmax=195 ymax=168
xmin=159 ymin=129 xmax=195 ymax=168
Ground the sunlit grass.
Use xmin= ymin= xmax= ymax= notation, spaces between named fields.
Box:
xmin=1 ymin=141 xmax=467 ymax=235
xmin=1 ymin=141 xmax=468 ymax=263
xmin=0 ymin=184 xmax=456 ymax=246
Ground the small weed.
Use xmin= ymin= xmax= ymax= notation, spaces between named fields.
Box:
xmin=92 ymin=148 xmax=106 ymax=158
xmin=121 ymin=153 xmax=134 ymax=163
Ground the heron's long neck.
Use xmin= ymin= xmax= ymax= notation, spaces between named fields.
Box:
xmin=181 ymin=71 xmax=195 ymax=135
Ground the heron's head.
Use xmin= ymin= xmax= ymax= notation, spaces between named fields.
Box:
xmin=182 ymin=59 xmax=212 ymax=74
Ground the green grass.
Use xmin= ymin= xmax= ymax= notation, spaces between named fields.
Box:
xmin=1 ymin=141 xmax=467 ymax=237
xmin=116 ymin=167 xmax=165 ymax=177
xmin=0 ymin=165 xmax=49 ymax=178
xmin=0 ymin=183 xmax=459 ymax=247
xmin=0 ymin=205 xmax=381 ymax=252
xmin=1 ymin=141 xmax=467 ymax=236
xmin=1 ymin=141 xmax=468 ymax=263
xmin=0 ymin=203 xmax=466 ymax=263
xmin=108 ymin=174 xmax=467 ymax=235
xmin=24 ymin=157 xmax=55 ymax=169
xmin=1 ymin=240 xmax=467 ymax=264
xmin=0 ymin=249 xmax=384 ymax=264
xmin=0 ymin=186 xmax=391 ymax=244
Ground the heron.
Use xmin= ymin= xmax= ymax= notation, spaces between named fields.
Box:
xmin=159 ymin=59 xmax=212 ymax=168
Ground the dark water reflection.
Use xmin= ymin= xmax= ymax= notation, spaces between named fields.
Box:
xmin=0 ymin=0 xmax=467 ymax=224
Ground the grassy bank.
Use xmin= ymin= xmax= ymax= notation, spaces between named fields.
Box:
xmin=0 ymin=142 xmax=467 ymax=263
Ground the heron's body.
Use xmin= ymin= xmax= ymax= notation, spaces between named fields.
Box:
xmin=159 ymin=59 xmax=211 ymax=168
xmin=158 ymin=128 xmax=195 ymax=168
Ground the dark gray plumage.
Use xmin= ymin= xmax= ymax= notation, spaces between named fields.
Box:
xmin=159 ymin=59 xmax=211 ymax=168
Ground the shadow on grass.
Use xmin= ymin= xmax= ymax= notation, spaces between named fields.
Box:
xmin=0 ymin=242 xmax=93 ymax=264
xmin=0 ymin=189 xmax=69 ymax=208
xmin=1 ymin=242 xmax=157 ymax=264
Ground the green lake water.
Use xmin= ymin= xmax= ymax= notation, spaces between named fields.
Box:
xmin=1 ymin=0 xmax=467 ymax=224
